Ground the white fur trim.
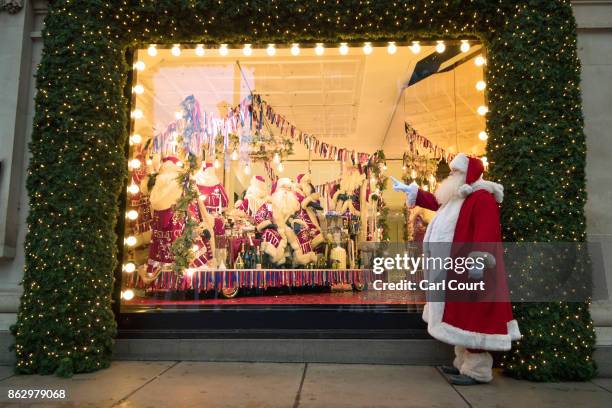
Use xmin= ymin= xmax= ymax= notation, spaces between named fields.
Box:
xmin=458 ymin=184 xmax=473 ymax=198
xmin=423 ymin=302 xmax=521 ymax=351
xmin=293 ymin=250 xmax=317 ymax=266
xmin=261 ymin=239 xmax=287 ymax=264
xmin=428 ymin=320 xmax=516 ymax=351
xmin=450 ymin=153 xmax=469 ymax=173
xmin=276 ymin=177 xmax=293 ymax=190
xmin=507 ymin=319 xmax=522 ymax=340
xmin=463 ymin=179 xmax=504 ymax=203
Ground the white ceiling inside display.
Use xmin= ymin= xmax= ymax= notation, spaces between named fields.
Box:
xmin=134 ymin=44 xmax=486 ymax=161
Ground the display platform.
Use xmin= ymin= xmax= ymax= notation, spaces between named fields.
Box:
xmin=125 ymin=268 xmax=375 ymax=291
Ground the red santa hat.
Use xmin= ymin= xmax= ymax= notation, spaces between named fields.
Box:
xmin=162 ymin=156 xmax=180 ymax=165
xmin=203 ymin=162 xmax=214 ymax=170
xmin=296 ymin=173 xmax=311 ymax=184
xmin=450 ymin=153 xmax=484 ymax=184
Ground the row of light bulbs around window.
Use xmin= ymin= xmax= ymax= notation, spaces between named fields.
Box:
xmin=142 ymin=40 xmax=476 ymax=59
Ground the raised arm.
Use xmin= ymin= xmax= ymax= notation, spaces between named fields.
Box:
xmin=390 ymin=176 xmax=440 ymax=212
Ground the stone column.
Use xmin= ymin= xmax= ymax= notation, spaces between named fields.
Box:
xmin=0 ymin=0 xmax=46 ymax=364
xmin=573 ymin=0 xmax=612 ymax=376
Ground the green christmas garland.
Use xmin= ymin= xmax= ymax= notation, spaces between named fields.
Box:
xmin=12 ymin=0 xmax=594 ymax=380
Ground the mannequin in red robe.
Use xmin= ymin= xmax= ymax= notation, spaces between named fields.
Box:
xmin=194 ymin=162 xmax=228 ymax=236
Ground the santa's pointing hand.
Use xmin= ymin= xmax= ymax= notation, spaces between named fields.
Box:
xmin=390 ymin=176 xmax=419 ymax=206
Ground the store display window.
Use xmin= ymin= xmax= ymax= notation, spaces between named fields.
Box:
xmin=119 ymin=41 xmax=486 ymax=312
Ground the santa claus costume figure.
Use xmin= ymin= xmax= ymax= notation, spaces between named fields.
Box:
xmin=142 ymin=156 xmax=214 ymax=284
xmin=235 ymin=175 xmax=269 ymax=221
xmin=194 ymin=162 xmax=229 ymax=236
xmin=268 ymin=177 xmax=317 ymax=265
xmin=391 ymin=153 xmax=521 ymax=385
xmin=330 ymin=164 xmax=370 ymax=244
xmin=292 ymin=173 xmax=324 ymax=263
xmin=253 ymin=180 xmax=288 ymax=265
xmin=331 ymin=165 xmax=366 ymax=217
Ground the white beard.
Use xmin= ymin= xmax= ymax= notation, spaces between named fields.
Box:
xmin=434 ymin=172 xmax=466 ymax=205
xmin=194 ymin=167 xmax=220 ymax=187
xmin=339 ymin=170 xmax=365 ymax=193
xmin=271 ymin=189 xmax=300 ymax=221
xmin=245 ymin=185 xmax=267 ymax=215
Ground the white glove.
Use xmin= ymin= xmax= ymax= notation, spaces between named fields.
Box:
xmin=390 ymin=177 xmax=418 ymax=208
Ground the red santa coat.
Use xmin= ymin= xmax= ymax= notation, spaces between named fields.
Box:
xmin=415 ymin=180 xmax=521 ymax=351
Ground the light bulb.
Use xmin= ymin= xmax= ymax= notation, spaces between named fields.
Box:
xmin=133 ymin=61 xmax=145 ymax=71
xmin=481 ymin=156 xmax=488 ymax=164
xmin=176 ymin=161 xmax=183 ymax=168
xmin=435 ymin=40 xmax=446 ymax=53
xmin=128 ymin=184 xmax=140 ymax=194
xmin=479 ymin=131 xmax=488 ymax=141
xmin=123 ymin=262 xmax=136 ymax=273
xmin=130 ymin=134 xmax=142 ymax=144
xmin=243 ymin=44 xmax=253 ymax=56
xmin=277 ymin=162 xmax=284 ymax=172
xmin=171 ymin=44 xmax=181 ymax=56
xmin=131 ymin=109 xmax=143 ymax=119
xmin=185 ymin=268 xmax=195 ymax=277
xmin=195 ymin=45 xmax=205 ymax=56
xmin=147 ymin=44 xmax=157 ymax=57
xmin=476 ymin=80 xmax=486 ymax=91
xmin=125 ymin=236 xmax=137 ymax=246
xmin=191 ymin=244 xmax=199 ymax=252
xmin=339 ymin=42 xmax=349 ymax=55
xmin=231 ymin=150 xmax=238 ymax=161
xmin=290 ymin=43 xmax=300 ymax=56
xmin=314 ymin=43 xmax=324 ymax=56
xmin=244 ymin=163 xmax=251 ymax=175
xmin=129 ymin=159 xmax=141 ymax=169
xmin=411 ymin=169 xmax=417 ymax=179
xmin=460 ymin=40 xmax=470 ymax=53
xmin=213 ymin=159 xmax=220 ymax=169
xmin=174 ymin=111 xmax=183 ymax=120
xmin=387 ymin=41 xmax=397 ymax=54
xmin=382 ymin=164 xmax=387 ymax=171
xmin=127 ymin=210 xmax=138 ymax=220
xmin=402 ymin=165 xmax=407 ymax=171
xmin=475 ymin=55 xmax=486 ymax=66
xmin=146 ymin=158 xmax=153 ymax=166
xmin=423 ymin=185 xmax=429 ymax=192
xmin=219 ymin=44 xmax=229 ymax=56
xmin=363 ymin=42 xmax=373 ymax=55
xmin=477 ymin=105 xmax=488 ymax=116
xmin=266 ymin=44 xmax=276 ymax=56
xmin=122 ymin=289 xmax=135 ymax=301
xmin=273 ymin=152 xmax=281 ymax=164
xmin=410 ymin=41 xmax=421 ymax=54
xmin=132 ymin=84 xmax=144 ymax=95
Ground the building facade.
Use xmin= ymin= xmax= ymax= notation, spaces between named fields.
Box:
xmin=0 ymin=0 xmax=611 ymax=375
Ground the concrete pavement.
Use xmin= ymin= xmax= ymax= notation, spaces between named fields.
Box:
xmin=0 ymin=362 xmax=610 ymax=407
